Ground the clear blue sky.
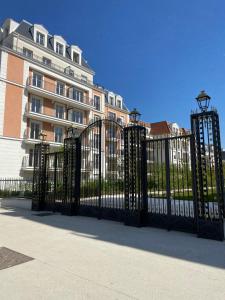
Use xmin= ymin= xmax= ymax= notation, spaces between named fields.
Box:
xmin=1 ymin=0 xmax=225 ymax=145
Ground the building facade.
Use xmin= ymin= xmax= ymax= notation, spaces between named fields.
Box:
xmin=0 ymin=18 xmax=130 ymax=179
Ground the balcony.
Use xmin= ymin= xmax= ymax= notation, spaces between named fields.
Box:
xmin=27 ymin=76 xmax=101 ymax=112
xmin=26 ymin=109 xmax=87 ymax=130
xmin=21 ymin=155 xmax=34 ymax=171
xmin=4 ymin=44 xmax=93 ymax=86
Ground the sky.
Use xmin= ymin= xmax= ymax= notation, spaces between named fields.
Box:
xmin=1 ymin=0 xmax=225 ymax=145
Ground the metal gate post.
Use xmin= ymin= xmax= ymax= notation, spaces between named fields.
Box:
xmin=191 ymin=109 xmax=224 ymax=241
xmin=124 ymin=125 xmax=147 ymax=226
xmin=32 ymin=142 xmax=49 ymax=211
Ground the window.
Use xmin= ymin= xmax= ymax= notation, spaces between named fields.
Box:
xmin=108 ymin=127 xmax=116 ymax=138
xmin=43 ymin=57 xmax=51 ymax=66
xmin=28 ymin=149 xmax=34 ymax=167
xmin=30 ymin=122 xmax=40 ymax=139
xmin=93 ymin=95 xmax=100 ymax=110
xmin=31 ymin=96 xmax=42 ymax=113
xmin=55 ymin=127 xmax=63 ymax=143
xmin=36 ymin=31 xmax=45 ymax=45
xmin=108 ymin=112 xmax=116 ymax=121
xmin=94 ymin=115 xmax=100 ymax=122
xmin=109 ymin=96 xmax=114 ymax=106
xmin=32 ymin=73 xmax=42 ymax=88
xmin=93 ymin=134 xmax=100 ymax=149
xmin=117 ymin=117 xmax=122 ymax=125
xmin=81 ymin=75 xmax=87 ymax=82
xmin=71 ymin=88 xmax=83 ymax=102
xmin=23 ymin=47 xmax=33 ymax=58
xmin=117 ymin=100 xmax=122 ymax=108
xmin=55 ymin=105 xmax=64 ymax=119
xmin=94 ymin=153 xmax=99 ymax=169
xmin=73 ymin=52 xmax=80 ymax=63
xmin=56 ymin=81 xmax=65 ymax=96
xmin=71 ymin=110 xmax=83 ymax=124
xmin=56 ymin=42 xmax=64 ymax=55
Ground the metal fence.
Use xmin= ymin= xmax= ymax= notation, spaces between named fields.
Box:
xmin=32 ymin=110 xmax=225 ymax=241
xmin=0 ymin=178 xmax=33 ymax=198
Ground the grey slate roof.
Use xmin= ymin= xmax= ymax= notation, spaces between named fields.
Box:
xmin=15 ymin=20 xmax=92 ymax=70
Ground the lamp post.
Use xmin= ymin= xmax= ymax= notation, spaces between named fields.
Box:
xmin=195 ymin=90 xmax=211 ymax=113
xmin=129 ymin=108 xmax=141 ymax=125
xmin=39 ymin=131 xmax=47 ymax=143
xmin=67 ymin=123 xmax=78 ymax=138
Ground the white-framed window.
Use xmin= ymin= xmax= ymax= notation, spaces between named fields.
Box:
xmin=93 ymin=133 xmax=99 ymax=149
xmin=71 ymin=110 xmax=83 ymax=124
xmin=94 ymin=115 xmax=100 ymax=122
xmin=56 ymin=81 xmax=65 ymax=96
xmin=28 ymin=148 xmax=34 ymax=167
xmin=30 ymin=121 xmax=41 ymax=139
xmin=72 ymin=52 xmax=80 ymax=63
xmin=117 ymin=100 xmax=122 ymax=108
xmin=108 ymin=112 xmax=116 ymax=121
xmin=31 ymin=96 xmax=42 ymax=113
xmin=36 ymin=31 xmax=45 ymax=45
xmin=23 ymin=47 xmax=33 ymax=58
xmin=54 ymin=127 xmax=63 ymax=143
xmin=109 ymin=96 xmax=114 ymax=106
xmin=32 ymin=72 xmax=43 ymax=88
xmin=81 ymin=75 xmax=87 ymax=82
xmin=55 ymin=104 xmax=64 ymax=119
xmin=94 ymin=153 xmax=99 ymax=169
xmin=71 ymin=88 xmax=84 ymax=102
xmin=56 ymin=42 xmax=64 ymax=55
xmin=43 ymin=57 xmax=51 ymax=66
xmin=93 ymin=95 xmax=100 ymax=110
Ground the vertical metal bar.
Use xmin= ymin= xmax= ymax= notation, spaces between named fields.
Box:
xmin=98 ymin=120 xmax=102 ymax=218
xmin=165 ymin=139 xmax=171 ymax=229
xmin=53 ymin=152 xmax=57 ymax=211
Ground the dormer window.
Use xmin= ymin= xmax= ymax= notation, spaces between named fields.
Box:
xmin=56 ymin=42 xmax=64 ymax=55
xmin=73 ymin=52 xmax=80 ymax=63
xmin=70 ymin=45 xmax=82 ymax=64
xmin=117 ymin=100 xmax=122 ymax=108
xmin=36 ymin=31 xmax=45 ymax=45
xmin=33 ymin=24 xmax=48 ymax=47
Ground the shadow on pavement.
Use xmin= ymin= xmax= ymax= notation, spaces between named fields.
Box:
xmin=1 ymin=206 xmax=225 ymax=270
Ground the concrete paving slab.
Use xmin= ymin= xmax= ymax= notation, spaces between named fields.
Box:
xmin=0 ymin=207 xmax=225 ymax=300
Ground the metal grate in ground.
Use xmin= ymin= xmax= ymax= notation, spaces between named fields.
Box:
xmin=0 ymin=247 xmax=33 ymax=270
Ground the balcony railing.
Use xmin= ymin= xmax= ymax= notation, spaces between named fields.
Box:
xmin=3 ymin=43 xmax=93 ymax=85
xmin=26 ymin=108 xmax=87 ymax=127
xmin=27 ymin=76 xmax=101 ymax=110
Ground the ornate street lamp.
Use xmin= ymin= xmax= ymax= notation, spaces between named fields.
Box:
xmin=129 ymin=108 xmax=141 ymax=125
xmin=196 ymin=90 xmax=211 ymax=112
xmin=39 ymin=131 xmax=47 ymax=142
xmin=67 ymin=123 xmax=78 ymax=138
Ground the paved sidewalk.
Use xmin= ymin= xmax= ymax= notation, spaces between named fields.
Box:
xmin=0 ymin=207 xmax=225 ymax=300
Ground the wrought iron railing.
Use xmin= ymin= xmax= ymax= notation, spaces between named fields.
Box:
xmin=0 ymin=178 xmax=33 ymax=198
xmin=27 ymin=76 xmax=100 ymax=110
xmin=3 ymin=43 xmax=93 ymax=85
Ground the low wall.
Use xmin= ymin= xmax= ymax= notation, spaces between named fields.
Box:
xmin=0 ymin=197 xmax=32 ymax=210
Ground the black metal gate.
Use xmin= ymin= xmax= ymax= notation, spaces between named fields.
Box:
xmin=32 ymin=109 xmax=225 ymax=241
xmin=144 ymin=134 xmax=197 ymax=232
xmin=78 ymin=119 xmax=125 ymax=221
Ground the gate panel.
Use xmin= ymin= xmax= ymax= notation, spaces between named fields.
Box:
xmin=146 ymin=135 xmax=196 ymax=232
xmin=45 ymin=152 xmax=64 ymax=211
xmin=79 ymin=119 xmax=124 ymax=220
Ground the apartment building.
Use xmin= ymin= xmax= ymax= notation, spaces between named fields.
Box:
xmin=150 ymin=121 xmax=191 ymax=165
xmin=0 ymin=18 xmax=129 ymax=179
